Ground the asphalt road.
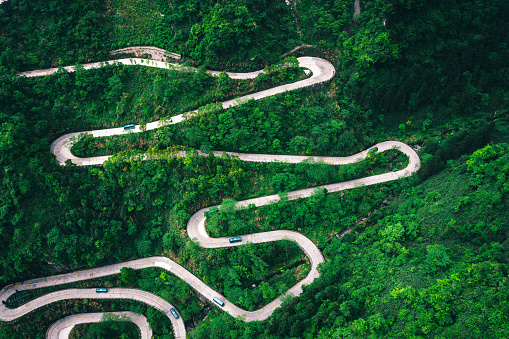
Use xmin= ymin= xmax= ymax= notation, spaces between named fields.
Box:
xmin=46 ymin=311 xmax=152 ymax=339
xmin=0 ymin=285 xmax=185 ymax=338
xmin=47 ymin=55 xmax=334 ymax=166
xmin=0 ymin=141 xmax=419 ymax=337
xmin=1 ymin=48 xmax=421 ymax=338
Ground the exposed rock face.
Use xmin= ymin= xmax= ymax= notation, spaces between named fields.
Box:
xmin=354 ymin=0 xmax=361 ymax=17
xmin=110 ymin=46 xmax=181 ymax=62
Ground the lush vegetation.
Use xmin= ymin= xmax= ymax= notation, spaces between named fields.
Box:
xmin=5 ymin=238 xmax=308 ymax=319
xmin=189 ymin=144 xmax=509 ymax=339
xmin=0 ymin=0 xmax=112 ymax=72
xmin=1 ymin=0 xmax=508 ymax=338
xmin=69 ymin=313 xmax=141 ymax=339
xmin=71 ymin=89 xmax=372 ymax=157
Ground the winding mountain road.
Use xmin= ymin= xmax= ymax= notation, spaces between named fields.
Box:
xmin=47 ymin=55 xmax=334 ymax=166
xmin=1 ymin=48 xmax=420 ymax=339
xmin=46 ymin=312 xmax=152 ymax=339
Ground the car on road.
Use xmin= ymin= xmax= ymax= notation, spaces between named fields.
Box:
xmin=124 ymin=124 xmax=135 ymax=130
xmin=170 ymin=308 xmax=179 ymax=319
xmin=95 ymin=288 xmax=108 ymax=293
xmin=369 ymin=147 xmax=378 ymax=153
xmin=213 ymin=297 xmax=224 ymax=307
xmin=229 ymin=237 xmax=242 ymax=243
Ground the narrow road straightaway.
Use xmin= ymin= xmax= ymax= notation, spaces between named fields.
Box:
xmin=1 ymin=49 xmax=420 ymax=339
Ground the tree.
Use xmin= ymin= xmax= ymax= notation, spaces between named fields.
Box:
xmin=216 ymin=71 xmax=232 ymax=100
xmin=189 ymin=4 xmax=258 ymax=63
xmin=288 ymin=136 xmax=313 ymax=155
xmin=85 ymin=313 xmax=138 ymax=339
xmin=120 ymin=267 xmax=138 ymax=285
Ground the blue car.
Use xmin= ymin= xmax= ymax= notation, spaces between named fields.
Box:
xmin=229 ymin=237 xmax=242 ymax=243
xmin=213 ymin=297 xmax=225 ymax=307
xmin=95 ymin=288 xmax=108 ymax=293
xmin=369 ymin=147 xmax=378 ymax=153
xmin=170 ymin=308 xmax=179 ymax=319
xmin=123 ymin=124 xmax=135 ymax=130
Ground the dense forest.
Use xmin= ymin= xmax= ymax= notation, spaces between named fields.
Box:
xmin=68 ymin=313 xmax=141 ymax=339
xmin=0 ymin=0 xmax=508 ymax=338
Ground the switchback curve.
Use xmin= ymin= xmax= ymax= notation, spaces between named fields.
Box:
xmin=46 ymin=311 xmax=152 ymax=339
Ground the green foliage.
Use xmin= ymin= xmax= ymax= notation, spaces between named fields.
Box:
xmin=1 ymin=0 xmax=509 ymax=337
xmin=180 ymin=93 xmax=368 ymax=156
xmin=113 ymin=0 xmax=162 ymax=45
xmin=78 ymin=313 xmax=140 ymax=339
xmin=332 ymin=0 xmax=509 ymax=127
xmin=0 ymin=0 xmax=111 ymax=72
xmin=297 ymin=0 xmax=354 ymax=46
xmin=191 ymin=144 xmax=509 ymax=338
xmin=418 ymin=121 xmax=493 ymax=180
xmin=120 ymin=267 xmax=138 ymax=285
xmin=207 ymin=182 xmax=388 ymax=244
xmin=166 ymin=0 xmax=298 ymax=68
xmin=466 ymin=143 xmax=509 ymax=189
xmin=425 ymin=244 xmax=451 ymax=274
xmin=189 ymin=4 xmax=257 ymax=64
xmin=343 ymin=19 xmax=399 ymax=68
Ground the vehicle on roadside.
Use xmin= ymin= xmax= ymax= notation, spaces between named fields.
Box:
xmin=229 ymin=237 xmax=242 ymax=243
xmin=369 ymin=147 xmax=378 ymax=153
xmin=124 ymin=124 xmax=135 ymax=130
xmin=95 ymin=288 xmax=108 ymax=293
xmin=170 ymin=308 xmax=179 ymax=319
xmin=213 ymin=297 xmax=224 ymax=307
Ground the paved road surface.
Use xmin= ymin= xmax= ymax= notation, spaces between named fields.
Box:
xmin=46 ymin=55 xmax=334 ymax=166
xmin=0 ymin=284 xmax=184 ymax=338
xmin=46 ymin=311 xmax=152 ymax=339
xmin=1 ymin=47 xmax=420 ymax=339
xmin=0 ymin=141 xmax=419 ymax=335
